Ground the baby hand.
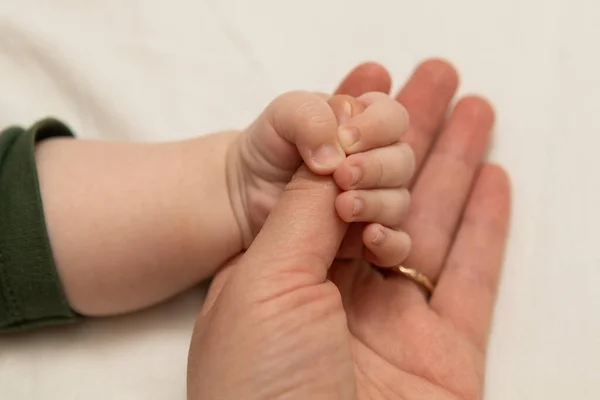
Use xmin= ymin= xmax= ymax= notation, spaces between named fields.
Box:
xmin=329 ymin=93 xmax=414 ymax=267
xmin=228 ymin=91 xmax=414 ymax=266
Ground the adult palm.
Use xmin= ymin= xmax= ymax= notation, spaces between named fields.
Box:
xmin=187 ymin=59 xmax=510 ymax=400
xmin=332 ymin=59 xmax=510 ymax=400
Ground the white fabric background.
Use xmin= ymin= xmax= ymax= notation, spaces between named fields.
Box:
xmin=0 ymin=0 xmax=598 ymax=399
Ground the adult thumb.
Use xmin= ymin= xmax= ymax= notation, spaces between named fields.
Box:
xmin=235 ymin=165 xmax=348 ymax=292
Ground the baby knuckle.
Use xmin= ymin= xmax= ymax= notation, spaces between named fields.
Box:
xmin=374 ymin=154 xmax=386 ymax=186
xmin=295 ymin=103 xmax=333 ymax=129
xmin=393 ymin=103 xmax=410 ymax=131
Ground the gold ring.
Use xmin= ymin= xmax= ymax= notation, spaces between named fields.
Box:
xmin=391 ymin=265 xmax=435 ymax=295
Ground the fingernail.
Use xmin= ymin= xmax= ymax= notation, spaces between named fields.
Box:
xmin=311 ymin=144 xmax=345 ymax=169
xmin=338 ymin=126 xmax=360 ymax=150
xmin=370 ymin=227 xmax=385 ymax=245
xmin=352 ymin=197 xmax=364 ymax=217
xmin=339 ymin=101 xmax=353 ymax=124
xmin=350 ymin=166 xmax=362 ymax=186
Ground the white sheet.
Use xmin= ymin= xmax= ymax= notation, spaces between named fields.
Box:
xmin=0 ymin=1 xmax=598 ymax=399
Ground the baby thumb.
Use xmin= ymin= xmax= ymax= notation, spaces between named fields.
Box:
xmin=235 ymin=165 xmax=348 ymax=292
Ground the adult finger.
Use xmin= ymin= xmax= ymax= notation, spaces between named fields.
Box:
xmin=231 ymin=166 xmax=348 ymax=300
xmin=200 ymin=256 xmax=241 ymax=317
xmin=395 ymin=59 xmax=459 ymax=180
xmin=250 ymin=91 xmax=345 ymax=174
xmin=430 ymin=165 xmax=511 ymax=350
xmin=401 ymin=96 xmax=494 ymax=285
xmin=334 ymin=62 xmax=392 ymax=97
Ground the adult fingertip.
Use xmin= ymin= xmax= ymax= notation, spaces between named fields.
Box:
xmin=417 ymin=58 xmax=460 ymax=88
xmin=355 ymin=61 xmax=390 ymax=77
xmin=454 ymin=94 xmax=496 ymax=124
xmin=335 ymin=62 xmax=392 ymax=97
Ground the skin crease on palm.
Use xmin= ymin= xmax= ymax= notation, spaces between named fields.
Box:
xmin=187 ymin=59 xmax=511 ymax=400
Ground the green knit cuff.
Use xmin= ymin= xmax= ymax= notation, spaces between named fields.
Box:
xmin=0 ymin=118 xmax=77 ymax=333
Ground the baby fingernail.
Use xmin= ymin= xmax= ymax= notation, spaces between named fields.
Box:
xmin=338 ymin=126 xmax=360 ymax=149
xmin=352 ymin=197 xmax=364 ymax=217
xmin=370 ymin=228 xmax=385 ymax=245
xmin=350 ymin=166 xmax=362 ymax=186
xmin=312 ymin=144 xmax=345 ymax=168
xmin=340 ymin=101 xmax=353 ymax=124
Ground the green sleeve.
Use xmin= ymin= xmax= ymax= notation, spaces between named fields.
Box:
xmin=0 ymin=118 xmax=78 ymax=333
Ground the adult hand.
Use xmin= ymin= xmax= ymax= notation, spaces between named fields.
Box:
xmin=333 ymin=59 xmax=511 ymax=399
xmin=187 ymin=59 xmax=511 ymax=400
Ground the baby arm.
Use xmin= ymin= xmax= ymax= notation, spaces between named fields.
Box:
xmin=35 ymin=131 xmax=243 ymax=316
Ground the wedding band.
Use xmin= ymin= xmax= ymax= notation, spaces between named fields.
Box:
xmin=392 ymin=265 xmax=435 ymax=295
